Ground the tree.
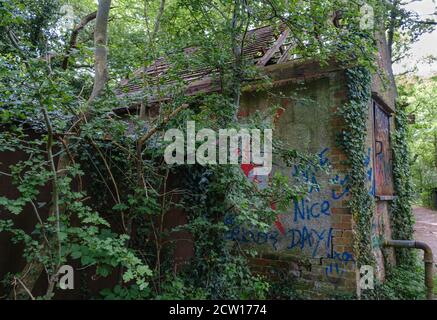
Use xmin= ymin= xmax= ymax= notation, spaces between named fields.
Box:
xmin=386 ymin=0 xmax=437 ymax=64
xmin=89 ymin=0 xmax=111 ymax=102
xmin=398 ymin=75 xmax=437 ymax=206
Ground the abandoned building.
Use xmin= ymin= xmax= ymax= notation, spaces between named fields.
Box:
xmin=1 ymin=24 xmax=415 ymax=299
xmin=115 ymin=24 xmax=399 ymax=298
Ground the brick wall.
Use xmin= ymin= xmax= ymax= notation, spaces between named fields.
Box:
xmin=230 ymin=57 xmax=398 ymax=298
xmin=226 ymin=62 xmax=360 ymax=298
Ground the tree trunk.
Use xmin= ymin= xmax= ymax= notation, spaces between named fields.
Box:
xmin=387 ymin=0 xmax=399 ymax=61
xmin=89 ymin=0 xmax=112 ymax=102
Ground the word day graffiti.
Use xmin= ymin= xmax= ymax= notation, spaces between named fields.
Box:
xmin=224 ymin=147 xmax=356 ymax=277
xmin=224 ymin=215 xmax=332 ymax=257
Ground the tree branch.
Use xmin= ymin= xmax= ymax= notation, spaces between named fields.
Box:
xmin=62 ymin=11 xmax=97 ymax=70
xmin=137 ymin=104 xmax=189 ymax=149
xmin=412 ymin=20 xmax=437 ymax=25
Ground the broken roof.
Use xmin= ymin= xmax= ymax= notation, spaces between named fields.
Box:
xmin=117 ymin=24 xmax=299 ymax=103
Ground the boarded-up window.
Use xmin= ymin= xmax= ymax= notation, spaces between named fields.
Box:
xmin=373 ymin=101 xmax=394 ymax=196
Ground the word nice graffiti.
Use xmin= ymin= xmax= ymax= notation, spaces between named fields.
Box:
xmin=164 ymin=121 xmax=273 ymax=175
xmin=225 ymin=146 xmax=356 ymax=277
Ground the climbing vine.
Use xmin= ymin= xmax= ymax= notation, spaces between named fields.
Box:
xmin=339 ymin=66 xmax=375 ymax=268
xmin=390 ymin=106 xmax=415 ymax=266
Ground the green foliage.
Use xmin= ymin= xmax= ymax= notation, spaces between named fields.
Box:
xmin=385 ymin=0 xmax=437 ymax=68
xmin=0 ymin=0 xmax=390 ymax=300
xmin=266 ymin=271 xmax=309 ymax=300
xmin=170 ymin=162 xmax=291 ymax=300
xmin=340 ymin=67 xmax=418 ymax=295
xmin=0 ymin=0 xmax=62 ymax=53
xmin=362 ymin=259 xmax=426 ymax=300
xmin=339 ymin=66 xmax=375 ymax=267
xmin=101 ymin=284 xmax=152 ymax=300
xmin=397 ymin=76 xmax=437 ymax=208
xmin=391 ymin=106 xmax=415 ymax=266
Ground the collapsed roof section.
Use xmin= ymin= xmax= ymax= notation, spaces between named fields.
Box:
xmin=116 ymin=24 xmax=300 ymax=106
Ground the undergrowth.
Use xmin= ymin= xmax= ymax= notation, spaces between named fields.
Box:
xmin=362 ymin=257 xmax=426 ymax=300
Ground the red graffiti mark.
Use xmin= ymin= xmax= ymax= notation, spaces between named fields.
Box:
xmin=237 ymin=110 xmax=249 ymax=118
xmin=239 ymin=148 xmax=260 ymax=182
xmin=240 ymin=150 xmax=285 ymax=234
xmin=273 ymin=108 xmax=285 ymax=127
xmin=241 ymin=163 xmax=256 ymax=177
xmin=274 ymin=219 xmax=286 ymax=236
xmin=271 ymin=202 xmax=286 ymax=235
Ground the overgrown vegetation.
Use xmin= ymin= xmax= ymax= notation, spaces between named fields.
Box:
xmin=0 ymin=0 xmax=435 ymax=300
xmin=390 ymin=106 xmax=415 ymax=266
xmin=339 ymin=66 xmax=375 ymax=268
xmin=397 ymin=76 xmax=437 ymax=208
xmin=362 ymin=257 xmax=426 ymax=300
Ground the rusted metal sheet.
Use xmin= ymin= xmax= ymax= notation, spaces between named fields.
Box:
xmin=373 ymin=101 xmax=394 ymax=196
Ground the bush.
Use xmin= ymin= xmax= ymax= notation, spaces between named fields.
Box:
xmin=362 ymin=261 xmax=426 ymax=300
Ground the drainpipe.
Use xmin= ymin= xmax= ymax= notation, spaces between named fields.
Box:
xmin=383 ymin=239 xmax=434 ymax=300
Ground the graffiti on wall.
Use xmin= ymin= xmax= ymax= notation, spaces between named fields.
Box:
xmin=223 ymin=147 xmax=368 ymax=277
xmin=365 ymin=147 xmax=376 ymax=197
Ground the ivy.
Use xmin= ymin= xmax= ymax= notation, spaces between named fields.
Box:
xmin=340 ymin=68 xmax=417 ymax=296
xmin=339 ymin=66 xmax=375 ymax=268
xmin=391 ymin=106 xmax=415 ymax=266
